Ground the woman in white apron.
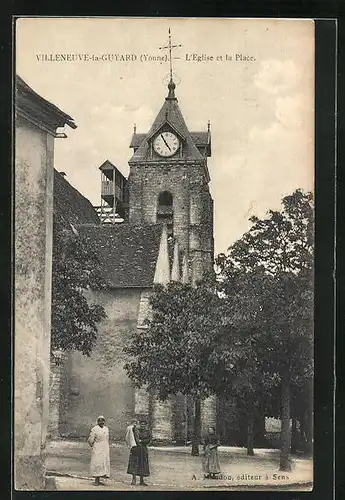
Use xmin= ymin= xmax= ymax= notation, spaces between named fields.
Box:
xmin=87 ymin=415 xmax=110 ymax=485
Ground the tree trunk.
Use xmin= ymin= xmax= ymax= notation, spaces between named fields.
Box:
xmin=291 ymin=417 xmax=298 ymax=454
xmin=247 ymin=412 xmax=255 ymax=456
xmin=299 ymin=412 xmax=307 ymax=454
xmin=279 ymin=370 xmax=292 ymax=471
xmin=191 ymin=398 xmax=201 ymax=456
xmin=254 ymin=411 xmax=266 ymax=448
xmin=304 ymin=409 xmax=313 ymax=456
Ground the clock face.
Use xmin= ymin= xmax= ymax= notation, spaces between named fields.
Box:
xmin=153 ymin=131 xmax=180 ymax=157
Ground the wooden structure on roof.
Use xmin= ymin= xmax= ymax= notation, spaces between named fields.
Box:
xmin=94 ymin=160 xmax=127 ymax=224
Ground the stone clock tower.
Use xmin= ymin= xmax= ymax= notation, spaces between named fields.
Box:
xmin=127 ymin=78 xmax=214 ymax=284
xmin=127 ymin=78 xmax=217 ymax=441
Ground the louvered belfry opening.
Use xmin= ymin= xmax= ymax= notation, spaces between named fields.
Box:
xmin=157 ymin=191 xmax=173 ymax=237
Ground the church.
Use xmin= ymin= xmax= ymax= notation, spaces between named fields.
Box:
xmin=49 ymin=75 xmax=241 ymax=444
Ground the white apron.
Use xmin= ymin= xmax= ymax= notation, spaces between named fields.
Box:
xmin=88 ymin=425 xmax=110 ymax=477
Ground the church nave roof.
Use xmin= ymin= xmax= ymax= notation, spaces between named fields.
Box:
xmin=75 ymin=223 xmax=164 ymax=288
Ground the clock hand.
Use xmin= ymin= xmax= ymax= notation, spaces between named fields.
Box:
xmin=161 ymin=134 xmax=171 ymax=151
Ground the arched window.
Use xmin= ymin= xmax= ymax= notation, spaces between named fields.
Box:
xmin=157 ymin=191 xmax=173 ymax=236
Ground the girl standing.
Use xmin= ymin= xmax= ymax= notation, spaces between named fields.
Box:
xmin=202 ymin=426 xmax=221 ymax=479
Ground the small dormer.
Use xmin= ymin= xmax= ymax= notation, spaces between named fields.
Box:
xmin=129 ymin=124 xmax=145 ymax=153
xmin=191 ymin=128 xmax=212 ymax=157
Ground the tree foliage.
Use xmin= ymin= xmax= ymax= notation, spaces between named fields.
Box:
xmin=124 ymin=189 xmax=313 ymax=467
xmin=216 ymin=190 xmax=313 ymax=378
xmin=124 ymin=278 xmax=223 ymax=455
xmin=216 ymin=189 xmax=314 ymax=468
xmin=125 ymin=279 xmax=223 ymax=400
xmin=51 ymin=221 xmax=107 ymax=356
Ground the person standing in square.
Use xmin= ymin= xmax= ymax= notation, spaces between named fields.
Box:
xmin=126 ymin=420 xmax=150 ymax=486
xmin=202 ymin=426 xmax=221 ymax=479
xmin=88 ymin=415 xmax=110 ymax=485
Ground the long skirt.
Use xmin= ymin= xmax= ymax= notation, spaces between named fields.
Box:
xmin=90 ymin=441 xmax=110 ymax=478
xmin=127 ymin=445 xmax=150 ymax=477
xmin=202 ymin=445 xmax=221 ymax=475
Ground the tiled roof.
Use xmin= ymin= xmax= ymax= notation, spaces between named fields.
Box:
xmin=75 ymin=223 xmax=163 ymax=288
xmin=99 ymin=159 xmax=117 ymax=171
xmin=130 ymin=133 xmax=146 ymax=148
xmin=191 ymin=132 xmax=209 ymax=146
xmin=129 ymin=92 xmax=204 ymax=163
xmin=53 ymin=170 xmax=100 ymax=227
xmin=16 ymin=75 xmax=77 ymax=132
xmin=99 ymin=159 xmax=126 ymax=179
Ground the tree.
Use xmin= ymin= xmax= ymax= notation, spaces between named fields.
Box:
xmin=291 ymin=368 xmax=313 ymax=454
xmin=216 ymin=189 xmax=314 ymax=470
xmin=208 ymin=267 xmax=281 ymax=455
xmin=124 ymin=279 xmax=223 ymax=456
xmin=51 ymin=220 xmax=107 ymax=356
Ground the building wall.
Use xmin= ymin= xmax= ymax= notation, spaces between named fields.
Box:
xmin=171 ymin=393 xmax=188 ymax=443
xmin=14 ymin=116 xmax=54 ymax=490
xmin=54 ymin=285 xmax=209 ymax=443
xmin=200 ymin=396 xmax=217 ymax=432
xmin=48 ymin=351 xmax=69 ymax=438
xmin=128 ymin=162 xmax=213 ymax=278
xmin=60 ymin=288 xmax=145 ymax=440
xmin=128 ymin=163 xmax=192 ymax=252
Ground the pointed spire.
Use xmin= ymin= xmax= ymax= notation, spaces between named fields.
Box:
xmin=133 ymin=123 xmax=137 ymax=133
xmin=182 ymin=253 xmax=189 ymax=284
xmin=207 ymin=120 xmax=211 ymax=133
xmin=154 ymin=224 xmax=171 ymax=284
xmin=171 ymin=241 xmax=181 ymax=281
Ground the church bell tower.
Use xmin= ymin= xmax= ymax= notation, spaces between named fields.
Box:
xmin=128 ymin=31 xmax=216 ymax=442
xmin=128 ymin=78 xmax=214 ymax=283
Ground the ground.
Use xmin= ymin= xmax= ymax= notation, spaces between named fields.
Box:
xmin=45 ymin=440 xmax=313 ymax=491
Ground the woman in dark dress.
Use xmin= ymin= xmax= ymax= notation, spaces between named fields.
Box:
xmin=202 ymin=426 xmax=221 ymax=479
xmin=127 ymin=420 xmax=151 ymax=486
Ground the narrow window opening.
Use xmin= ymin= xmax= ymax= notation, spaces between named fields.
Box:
xmin=157 ymin=191 xmax=173 ymax=237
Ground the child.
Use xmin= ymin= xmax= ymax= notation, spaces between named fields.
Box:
xmin=202 ymin=426 xmax=221 ymax=479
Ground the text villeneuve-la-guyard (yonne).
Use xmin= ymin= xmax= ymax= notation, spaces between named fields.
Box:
xmin=35 ymin=53 xmax=256 ymax=63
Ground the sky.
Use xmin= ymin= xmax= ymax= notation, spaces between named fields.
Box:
xmin=16 ymin=18 xmax=314 ymax=255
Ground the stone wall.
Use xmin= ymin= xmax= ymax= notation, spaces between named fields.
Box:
xmin=217 ymin=397 xmax=244 ymax=445
xmin=201 ymin=396 xmax=218 ymax=434
xmin=53 ymin=286 xmax=201 ymax=443
xmin=14 ymin=116 xmax=54 ymax=489
xmin=48 ymin=351 xmax=68 ymax=438
xmin=171 ymin=393 xmax=188 ymax=443
xmin=127 ymin=162 xmax=213 ymax=276
xmin=52 ymin=284 xmax=232 ymax=445
xmin=151 ymin=398 xmax=173 ymax=441
xmin=61 ymin=288 xmax=145 ymax=440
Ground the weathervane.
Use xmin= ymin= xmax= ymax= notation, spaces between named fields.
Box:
xmin=159 ymin=28 xmax=182 ymax=83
